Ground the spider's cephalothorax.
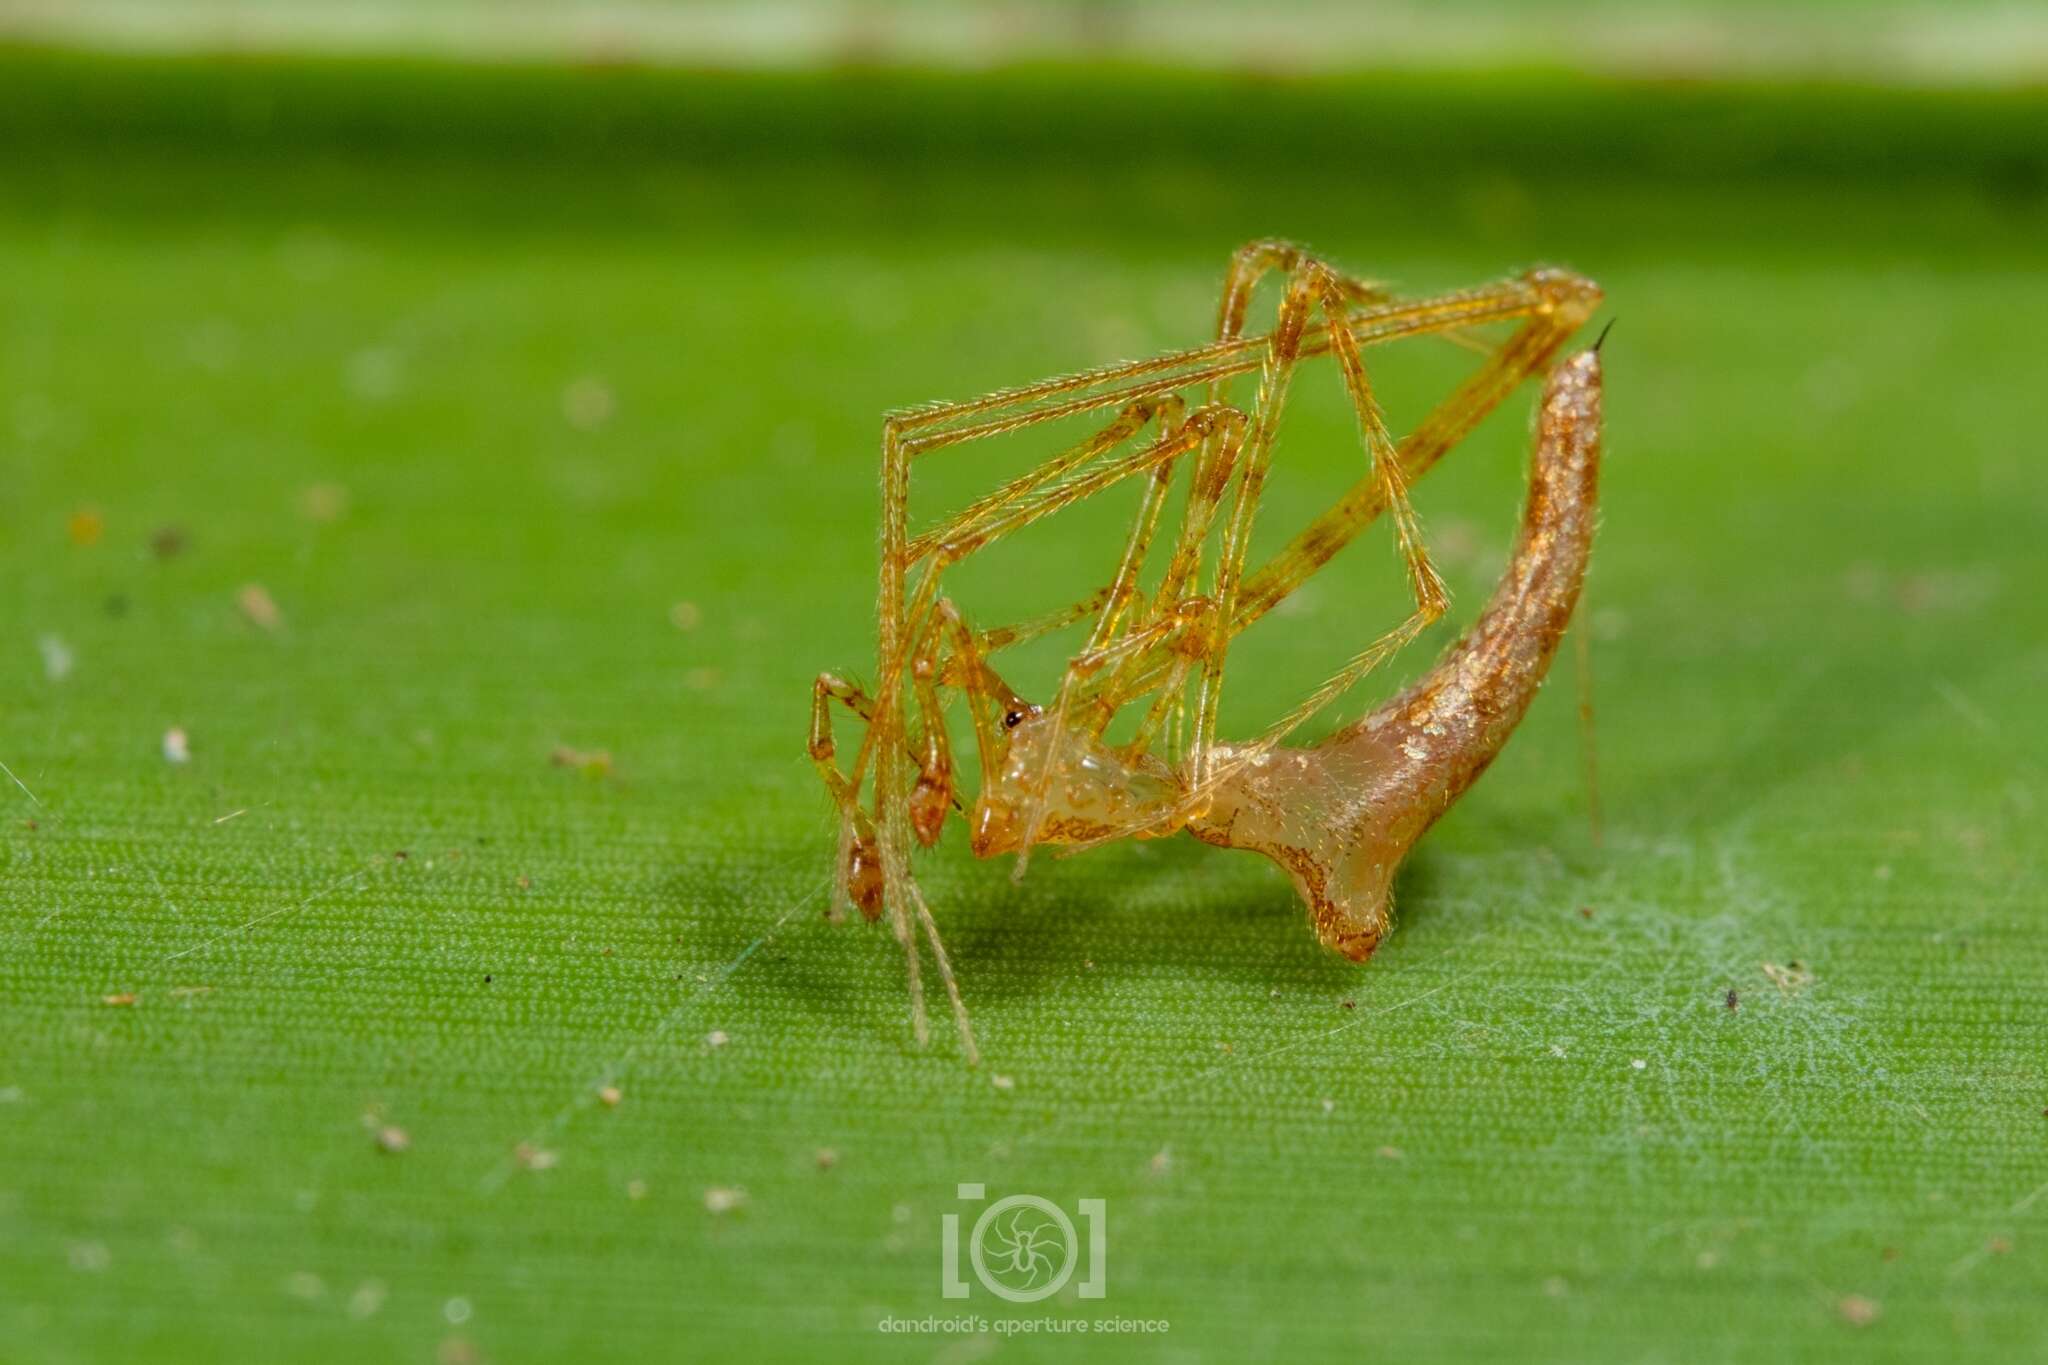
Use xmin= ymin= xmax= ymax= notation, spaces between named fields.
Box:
xmin=808 ymin=241 xmax=1606 ymax=1063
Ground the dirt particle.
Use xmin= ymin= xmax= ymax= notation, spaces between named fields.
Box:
xmin=1762 ymin=960 xmax=1816 ymax=995
xmin=1725 ymin=988 xmax=1739 ymax=1012
xmin=67 ymin=508 xmax=104 ymax=547
xmin=162 ymin=727 xmax=191 ymax=764
xmin=516 ymin=875 xmax=532 ymax=890
xmin=1375 ymin=1145 xmax=1404 ymax=1161
xmin=347 ymin=1279 xmax=388 ymax=1320
xmin=626 ymin=1179 xmax=648 ymax=1200
xmin=1320 ymin=1098 xmax=1336 ymax=1115
xmin=39 ymin=635 xmax=73 ymax=683
xmin=483 ymin=974 xmax=492 ymax=984
xmin=562 ymin=375 xmax=616 ymax=430
xmin=301 ymin=482 xmax=350 ymax=522
xmin=392 ymin=850 xmax=409 ymax=862
xmin=670 ymin=601 xmax=702 ymax=631
xmin=815 ymin=1147 xmax=839 ymax=1171
xmin=1880 ymin=1246 xmax=1900 ymax=1262
xmin=684 ymin=666 xmax=722 ymax=692
xmin=990 ymin=1073 xmax=1015 ymax=1091
xmin=1578 ymin=905 xmax=1594 ymax=920
xmin=1149 ymin=1148 xmax=1171 ymax=1175
xmin=1341 ymin=998 xmax=1356 ymax=1011
xmin=374 ymin=1125 xmax=410 ymax=1154
xmin=706 ymin=1029 xmax=730 ymax=1049
xmin=437 ymin=1337 xmax=478 ymax=1365
xmin=102 ymin=992 xmax=137 ymax=1007
xmin=598 ymin=1086 xmax=622 ymax=1108
xmin=237 ymin=583 xmax=283 ymax=631
xmin=703 ymin=1186 xmax=746 ymax=1214
xmin=1837 ymin=1295 xmax=1880 ymax=1327
xmin=514 ymin=1143 xmax=557 ymax=1172
xmin=151 ymin=525 xmax=188 ymax=559
xmin=1988 ymin=1236 xmax=2013 ymax=1255
xmin=549 ymin=745 xmax=614 ymax=778
xmin=1631 ymin=1058 xmax=1648 ymax=1071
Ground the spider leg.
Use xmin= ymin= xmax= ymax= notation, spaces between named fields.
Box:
xmin=1230 ymin=272 xmax=1602 ymax=635
xmin=809 ymin=673 xmax=886 ymax=924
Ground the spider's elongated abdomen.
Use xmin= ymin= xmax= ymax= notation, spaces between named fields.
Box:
xmin=1190 ymin=344 xmax=1605 ymax=958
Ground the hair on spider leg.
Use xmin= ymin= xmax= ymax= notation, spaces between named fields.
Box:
xmin=1592 ymin=318 xmax=1617 ymax=353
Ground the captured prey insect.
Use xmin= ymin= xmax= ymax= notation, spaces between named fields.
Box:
xmin=808 ymin=240 xmax=1607 ymax=1064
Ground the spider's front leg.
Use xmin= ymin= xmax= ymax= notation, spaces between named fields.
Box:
xmin=809 ymin=672 xmax=886 ymax=923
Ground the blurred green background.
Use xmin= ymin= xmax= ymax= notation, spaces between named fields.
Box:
xmin=3 ymin=4 xmax=2046 ymax=1362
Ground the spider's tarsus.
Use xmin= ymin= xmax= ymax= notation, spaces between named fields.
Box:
xmin=1591 ymin=318 xmax=1617 ymax=354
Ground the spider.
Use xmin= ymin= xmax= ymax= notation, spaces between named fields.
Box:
xmin=809 ymin=240 xmax=1606 ymax=1064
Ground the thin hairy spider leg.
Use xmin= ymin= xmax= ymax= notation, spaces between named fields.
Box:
xmin=1187 ymin=258 xmax=1330 ymax=787
xmin=809 ymin=672 xmax=884 ymax=922
xmin=1101 ymin=258 xmax=1446 ymax=752
xmin=1318 ymin=273 xmax=1450 ymax=621
xmin=1231 ymin=272 xmax=1602 ymax=633
xmin=1081 ymin=394 xmax=1186 ymax=653
xmin=907 ymin=408 xmax=1224 ymax=568
xmin=906 ymin=876 xmax=979 ymax=1068
xmin=1088 ymin=285 xmax=1601 ymax=713
xmin=975 ymin=585 xmax=1115 ymax=655
xmin=892 ymin=278 xmax=1559 ymax=455
xmin=907 ymin=397 xmax=1168 ymax=565
xmin=907 ymin=597 xmax=1025 ymax=845
xmin=870 ymin=415 xmax=927 ymax=1047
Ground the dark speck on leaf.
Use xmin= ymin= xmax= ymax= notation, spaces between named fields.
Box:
xmin=484 ymin=975 xmax=493 ymax=984
xmin=1725 ymin=989 xmax=1739 ymax=1011
xmin=104 ymin=594 xmax=129 ymax=618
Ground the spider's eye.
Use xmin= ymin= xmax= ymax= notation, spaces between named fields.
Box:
xmin=1003 ymin=710 xmax=1025 ymax=729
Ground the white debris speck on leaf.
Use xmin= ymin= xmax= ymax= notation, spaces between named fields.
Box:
xmin=598 ymin=1085 xmax=622 ymax=1107
xmin=301 ymin=482 xmax=350 ymax=522
xmin=990 ymin=1073 xmax=1014 ymax=1091
xmin=67 ymin=1241 xmax=111 ymax=1273
xmin=1375 ymin=1146 xmax=1404 ymax=1161
xmin=1320 ymin=1097 xmax=1336 ymax=1115
xmin=705 ymin=1030 xmax=729 ymax=1049
xmin=348 ymin=346 xmax=403 ymax=401
xmin=1149 ymin=1148 xmax=1172 ymax=1175
xmin=1838 ymin=1295 xmax=1880 ymax=1327
xmin=562 ymin=376 xmax=617 ymax=430
xmin=39 ymin=635 xmax=73 ymax=682
xmin=514 ymin=1143 xmax=557 ymax=1172
xmin=374 ymin=1125 xmax=410 ymax=1154
xmin=285 ymin=1271 xmax=326 ymax=1300
xmin=626 ymin=1179 xmax=648 ymax=1200
xmin=348 ymin=1280 xmax=388 ymax=1320
xmin=1543 ymin=1275 xmax=1569 ymax=1299
xmin=163 ymin=727 xmax=191 ymax=764
xmin=704 ymin=1186 xmax=746 ymax=1214
xmin=442 ymin=1296 xmax=473 ymax=1326
xmin=238 ymin=583 xmax=283 ymax=632
xmin=1631 ymin=1058 xmax=1648 ymax=1071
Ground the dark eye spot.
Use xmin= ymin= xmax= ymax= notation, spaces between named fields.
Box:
xmin=1004 ymin=710 xmax=1024 ymax=729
